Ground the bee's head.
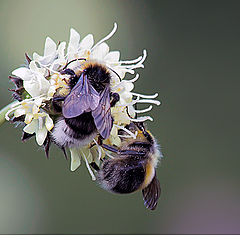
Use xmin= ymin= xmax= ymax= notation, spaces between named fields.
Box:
xmin=84 ymin=63 xmax=110 ymax=82
xmin=81 ymin=62 xmax=110 ymax=92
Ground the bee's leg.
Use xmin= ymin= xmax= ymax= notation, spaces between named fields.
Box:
xmin=97 ymin=135 xmax=145 ymax=157
xmin=43 ymin=134 xmax=51 ymax=159
xmin=60 ymin=68 xmax=75 ymax=76
xmin=110 ymin=92 xmax=120 ymax=107
xmin=62 ymin=58 xmax=86 ymax=70
xmin=52 ymin=96 xmax=66 ymax=112
xmin=61 ymin=147 xmax=68 ymax=160
xmin=21 ymin=131 xmax=35 ymax=142
xmin=60 ymin=68 xmax=80 ymax=89
xmin=90 ymin=162 xmax=100 ymax=171
xmin=101 ymin=143 xmax=145 ymax=156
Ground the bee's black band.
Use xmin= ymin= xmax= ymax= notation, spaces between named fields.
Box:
xmin=110 ymin=92 xmax=120 ymax=107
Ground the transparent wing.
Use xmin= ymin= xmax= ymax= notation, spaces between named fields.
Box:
xmin=92 ymin=85 xmax=113 ymax=139
xmin=142 ymin=173 xmax=161 ymax=210
xmin=63 ymin=74 xmax=100 ymax=118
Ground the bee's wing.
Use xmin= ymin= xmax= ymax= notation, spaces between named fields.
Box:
xmin=142 ymin=173 xmax=161 ymax=210
xmin=92 ymin=85 xmax=113 ymax=139
xmin=63 ymin=74 xmax=100 ymax=118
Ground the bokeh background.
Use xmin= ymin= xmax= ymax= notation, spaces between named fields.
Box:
xmin=0 ymin=0 xmax=239 ymax=234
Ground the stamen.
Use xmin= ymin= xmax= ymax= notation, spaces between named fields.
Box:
xmin=104 ymin=151 xmax=114 ymax=159
xmin=121 ymin=50 xmax=147 ymax=70
xmin=135 ymin=99 xmax=161 ymax=105
xmin=125 ymin=73 xmax=140 ymax=82
xmin=132 ymin=92 xmax=158 ymax=99
xmin=134 ymin=105 xmax=153 ymax=113
xmin=129 ymin=116 xmax=153 ymax=122
xmin=38 ymin=62 xmax=59 ymax=74
xmin=118 ymin=131 xmax=138 ymax=138
xmin=91 ymin=23 xmax=117 ymax=51
xmin=81 ymin=150 xmax=96 ymax=181
xmin=114 ymin=124 xmax=137 ymax=139
xmin=93 ymin=139 xmax=102 ymax=162
xmin=119 ymin=56 xmax=143 ymax=64
xmin=5 ymin=106 xmax=21 ymax=121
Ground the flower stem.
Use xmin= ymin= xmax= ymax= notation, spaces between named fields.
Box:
xmin=0 ymin=101 xmax=17 ymax=127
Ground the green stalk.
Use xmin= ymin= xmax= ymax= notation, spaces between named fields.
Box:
xmin=0 ymin=101 xmax=17 ymax=127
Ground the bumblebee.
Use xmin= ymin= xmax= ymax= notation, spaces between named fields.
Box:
xmin=51 ymin=59 xmax=119 ymax=150
xmin=91 ymin=122 xmax=162 ymax=210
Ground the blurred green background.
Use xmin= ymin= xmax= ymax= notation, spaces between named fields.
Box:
xmin=0 ymin=0 xmax=239 ymax=234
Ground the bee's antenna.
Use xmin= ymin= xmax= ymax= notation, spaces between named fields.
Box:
xmin=63 ymin=58 xmax=87 ymax=69
xmin=135 ymin=122 xmax=154 ymax=145
xmin=108 ymin=67 xmax=122 ymax=82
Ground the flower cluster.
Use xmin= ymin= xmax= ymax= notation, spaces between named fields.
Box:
xmin=6 ymin=23 xmax=160 ymax=178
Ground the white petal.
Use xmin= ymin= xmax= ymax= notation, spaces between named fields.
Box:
xmin=57 ymin=42 xmax=66 ymax=58
xmin=47 ymin=85 xmax=57 ymax=97
xmin=81 ymin=147 xmax=93 ymax=163
xmin=24 ymin=113 xmax=34 ymax=124
xmin=34 ymin=98 xmax=43 ymax=107
xmin=32 ymin=52 xmax=41 ymax=61
xmin=23 ymin=80 xmax=40 ymax=97
xmin=67 ymin=28 xmax=80 ymax=53
xmin=29 ymin=61 xmax=39 ymax=72
xmin=90 ymin=42 xmax=109 ymax=60
xmin=104 ymin=51 xmax=120 ymax=62
xmin=79 ymin=34 xmax=94 ymax=49
xmin=111 ymin=67 xmax=126 ymax=79
xmin=70 ymin=148 xmax=81 ymax=171
xmin=44 ymin=37 xmax=57 ymax=56
xmin=127 ymin=105 xmax=136 ymax=118
xmin=110 ymin=125 xmax=118 ymax=137
xmin=119 ymin=91 xmax=132 ymax=104
xmin=12 ymin=67 xmax=32 ymax=81
xmin=123 ymin=82 xmax=134 ymax=92
xmin=89 ymin=145 xmax=100 ymax=166
xmin=36 ymin=126 xmax=48 ymax=146
xmin=24 ymin=73 xmax=50 ymax=97
xmin=23 ymin=119 xmax=38 ymax=134
xmin=38 ymin=76 xmax=51 ymax=95
xmin=45 ymin=115 xmax=54 ymax=131
xmin=111 ymin=135 xmax=121 ymax=147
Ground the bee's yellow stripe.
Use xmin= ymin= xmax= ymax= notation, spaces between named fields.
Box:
xmin=141 ymin=161 xmax=155 ymax=189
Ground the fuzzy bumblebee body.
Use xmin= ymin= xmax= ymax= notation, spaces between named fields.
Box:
xmin=51 ymin=60 xmax=118 ymax=149
xmin=96 ymin=123 xmax=162 ymax=210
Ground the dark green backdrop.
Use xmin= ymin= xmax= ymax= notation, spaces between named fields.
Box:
xmin=0 ymin=0 xmax=239 ymax=234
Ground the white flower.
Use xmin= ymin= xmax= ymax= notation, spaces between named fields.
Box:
xmin=23 ymin=111 xmax=53 ymax=146
xmin=5 ymin=97 xmax=54 ymax=146
xmin=7 ymin=23 xmax=161 ymax=179
xmin=69 ymin=146 xmax=98 ymax=181
xmin=12 ymin=61 xmax=49 ymax=97
xmin=32 ymin=37 xmax=67 ymax=70
xmin=33 ymin=37 xmax=57 ymax=66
